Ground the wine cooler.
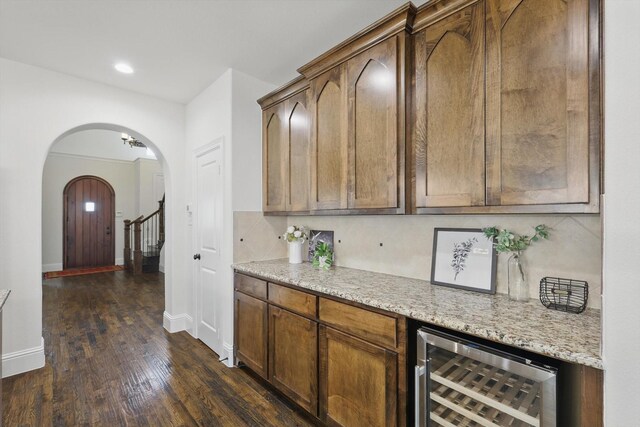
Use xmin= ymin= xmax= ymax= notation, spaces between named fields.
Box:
xmin=416 ymin=328 xmax=557 ymax=426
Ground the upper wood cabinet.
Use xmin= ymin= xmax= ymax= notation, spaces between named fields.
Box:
xmin=286 ymin=90 xmax=312 ymax=212
xmin=300 ymin=3 xmax=414 ymax=214
xmin=259 ymin=77 xmax=311 ymax=213
xmin=262 ymin=102 xmax=286 ymax=212
xmin=485 ymin=0 xmax=591 ymax=207
xmin=411 ymin=0 xmax=600 ymax=214
xmin=309 ymin=38 xmax=406 ymax=213
xmin=310 ymin=65 xmax=349 ymax=210
xmin=259 ymin=0 xmax=601 ymax=215
xmin=347 ymin=36 xmax=401 ymax=210
xmin=413 ymin=1 xmax=485 ymax=209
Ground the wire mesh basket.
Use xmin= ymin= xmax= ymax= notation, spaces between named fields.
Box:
xmin=539 ymin=277 xmax=588 ymax=314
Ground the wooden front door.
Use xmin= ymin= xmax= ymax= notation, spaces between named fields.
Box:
xmin=63 ymin=176 xmax=115 ymax=269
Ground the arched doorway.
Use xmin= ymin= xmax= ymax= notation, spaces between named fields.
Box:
xmin=63 ymin=175 xmax=115 ymax=269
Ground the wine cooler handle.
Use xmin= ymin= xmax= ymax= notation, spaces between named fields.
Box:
xmin=415 ymin=364 xmax=427 ymax=427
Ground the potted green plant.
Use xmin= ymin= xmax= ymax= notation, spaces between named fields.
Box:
xmin=312 ymin=242 xmax=333 ymax=270
xmin=482 ymin=225 xmax=550 ymax=301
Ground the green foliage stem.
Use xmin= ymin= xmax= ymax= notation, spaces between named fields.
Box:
xmin=481 ymin=224 xmax=550 ymax=254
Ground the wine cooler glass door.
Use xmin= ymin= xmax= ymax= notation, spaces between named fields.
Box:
xmin=416 ymin=328 xmax=556 ymax=427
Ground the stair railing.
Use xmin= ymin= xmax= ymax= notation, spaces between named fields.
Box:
xmin=124 ymin=195 xmax=165 ymax=274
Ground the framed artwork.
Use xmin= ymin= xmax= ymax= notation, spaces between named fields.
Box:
xmin=430 ymin=228 xmax=497 ymax=294
xmin=308 ymin=230 xmax=334 ymax=262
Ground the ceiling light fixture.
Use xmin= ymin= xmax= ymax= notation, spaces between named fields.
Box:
xmin=115 ymin=63 xmax=134 ymax=74
xmin=121 ymin=133 xmax=146 ymax=148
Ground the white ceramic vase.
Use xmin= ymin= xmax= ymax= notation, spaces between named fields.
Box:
xmin=288 ymin=240 xmax=303 ymax=264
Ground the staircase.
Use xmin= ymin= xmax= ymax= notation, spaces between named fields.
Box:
xmin=124 ymin=196 xmax=165 ymax=274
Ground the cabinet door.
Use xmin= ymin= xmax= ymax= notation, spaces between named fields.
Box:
xmin=234 ymin=292 xmax=268 ymax=378
xmin=347 ymin=36 xmax=399 ymax=209
xmin=414 ymin=2 xmax=485 ymax=208
xmin=486 ymin=0 xmax=590 ymax=206
xmin=262 ymin=103 xmax=287 ymax=212
xmin=285 ymin=90 xmax=311 ymax=212
xmin=268 ymin=306 xmax=318 ymax=415
xmin=310 ymin=65 xmax=348 ymax=210
xmin=319 ymin=326 xmax=397 ymax=427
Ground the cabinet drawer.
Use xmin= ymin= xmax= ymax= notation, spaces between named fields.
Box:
xmin=235 ymin=273 xmax=267 ymax=299
xmin=319 ymin=298 xmax=397 ymax=349
xmin=268 ymin=283 xmax=317 ymax=318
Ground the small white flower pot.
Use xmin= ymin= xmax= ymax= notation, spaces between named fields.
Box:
xmin=288 ymin=241 xmax=303 ymax=264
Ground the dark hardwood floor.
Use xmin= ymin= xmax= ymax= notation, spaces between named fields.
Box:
xmin=3 ymin=271 xmax=316 ymax=426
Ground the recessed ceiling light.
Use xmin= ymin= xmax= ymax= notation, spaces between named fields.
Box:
xmin=115 ymin=63 xmax=134 ymax=74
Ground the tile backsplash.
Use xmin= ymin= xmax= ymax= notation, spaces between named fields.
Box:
xmin=233 ymin=212 xmax=287 ymax=263
xmin=234 ymin=212 xmax=602 ymax=309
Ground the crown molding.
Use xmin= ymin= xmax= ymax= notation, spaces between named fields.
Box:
xmin=47 ymin=151 xmax=157 ymax=164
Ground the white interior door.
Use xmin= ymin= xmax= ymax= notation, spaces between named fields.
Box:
xmin=194 ymin=144 xmax=223 ymax=355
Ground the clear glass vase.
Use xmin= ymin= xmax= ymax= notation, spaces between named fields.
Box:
xmin=508 ymin=252 xmax=529 ymax=301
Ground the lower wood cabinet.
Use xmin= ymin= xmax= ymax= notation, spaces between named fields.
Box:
xmin=319 ymin=326 xmax=398 ymax=427
xmin=234 ymin=291 xmax=268 ymax=379
xmin=234 ymin=273 xmax=405 ymax=427
xmin=269 ymin=305 xmax=318 ymax=415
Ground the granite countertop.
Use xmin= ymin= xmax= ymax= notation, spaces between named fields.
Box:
xmin=0 ymin=289 xmax=10 ymax=311
xmin=232 ymin=259 xmax=602 ymax=370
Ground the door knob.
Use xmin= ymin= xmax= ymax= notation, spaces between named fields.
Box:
xmin=193 ymin=254 xmax=201 ymax=260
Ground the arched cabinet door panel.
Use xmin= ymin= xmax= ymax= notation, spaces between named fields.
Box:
xmin=262 ymin=103 xmax=287 ymax=212
xmin=486 ymin=0 xmax=590 ymax=206
xmin=310 ymin=65 xmax=348 ymax=211
xmin=413 ymin=1 xmax=485 ymax=208
xmin=347 ymin=36 xmax=401 ymax=210
xmin=285 ymin=90 xmax=311 ymax=212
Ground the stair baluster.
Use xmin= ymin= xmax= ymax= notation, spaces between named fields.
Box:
xmin=123 ymin=195 xmax=165 ymax=275
xmin=124 ymin=219 xmax=132 ymax=271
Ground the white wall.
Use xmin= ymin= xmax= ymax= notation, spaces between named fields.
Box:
xmin=42 ymin=154 xmax=136 ymax=271
xmin=0 ymin=58 xmax=187 ymax=377
xmin=602 ymin=1 xmax=640 ymax=424
xmin=231 ymin=70 xmax=274 ymax=212
xmin=185 ymin=69 xmax=273 ymax=363
xmin=184 ymin=69 xmax=232 ymax=352
xmin=134 ymin=158 xmax=163 ymax=217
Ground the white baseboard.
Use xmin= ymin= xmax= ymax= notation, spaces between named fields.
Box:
xmin=221 ymin=342 xmax=234 ymax=367
xmin=3 ymin=337 xmax=45 ymax=378
xmin=186 ymin=325 xmax=197 ymax=338
xmin=115 ymin=257 xmax=124 ymax=266
xmin=42 ymin=263 xmax=62 ymax=273
xmin=159 ymin=263 xmax=165 ymax=273
xmin=163 ymin=311 xmax=193 ymax=333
